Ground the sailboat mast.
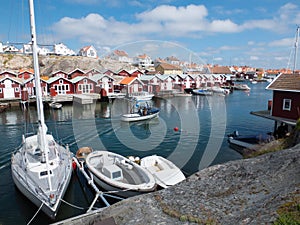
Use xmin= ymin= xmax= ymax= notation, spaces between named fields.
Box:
xmin=293 ymin=25 xmax=300 ymax=73
xmin=28 ymin=0 xmax=53 ymax=191
xmin=29 ymin=0 xmax=45 ymax=125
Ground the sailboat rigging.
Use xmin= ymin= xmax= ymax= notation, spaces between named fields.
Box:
xmin=11 ymin=0 xmax=73 ymax=220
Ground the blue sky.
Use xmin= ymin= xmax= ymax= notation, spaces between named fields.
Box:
xmin=1 ymin=0 xmax=300 ymax=69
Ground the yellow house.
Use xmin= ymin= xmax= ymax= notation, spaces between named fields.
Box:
xmin=155 ymin=63 xmax=182 ymax=75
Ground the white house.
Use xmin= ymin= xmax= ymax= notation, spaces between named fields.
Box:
xmin=111 ymin=50 xmax=132 ymax=63
xmin=133 ymin=54 xmax=153 ymax=68
xmin=3 ymin=45 xmax=19 ymax=53
xmin=53 ymin=43 xmax=75 ymax=56
xmin=78 ymin=45 xmax=97 ymax=58
xmin=22 ymin=43 xmax=50 ymax=55
xmin=0 ymin=42 xmax=3 ymax=53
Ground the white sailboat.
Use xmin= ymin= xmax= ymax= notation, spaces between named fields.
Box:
xmin=11 ymin=0 xmax=73 ymax=220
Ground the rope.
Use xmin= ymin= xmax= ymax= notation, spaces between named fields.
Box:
xmin=60 ymin=198 xmax=85 ymax=210
xmin=27 ymin=202 xmax=44 ymax=225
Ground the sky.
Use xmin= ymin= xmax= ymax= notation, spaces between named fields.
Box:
xmin=1 ymin=0 xmax=300 ymax=69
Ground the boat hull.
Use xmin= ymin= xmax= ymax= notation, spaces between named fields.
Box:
xmin=140 ymin=155 xmax=185 ymax=188
xmin=85 ymin=151 xmax=157 ymax=198
xmin=90 ymin=172 xmax=152 ymax=198
xmin=192 ymin=89 xmax=213 ymax=96
xmin=121 ymin=111 xmax=159 ymax=122
xmin=11 ymin=161 xmax=72 ymax=219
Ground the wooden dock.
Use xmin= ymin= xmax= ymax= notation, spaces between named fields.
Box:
xmin=73 ymin=94 xmax=100 ymax=104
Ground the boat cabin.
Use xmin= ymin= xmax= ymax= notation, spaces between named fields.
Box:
xmin=102 ymin=164 xmax=123 ymax=181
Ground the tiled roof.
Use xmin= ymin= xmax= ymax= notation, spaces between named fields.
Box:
xmin=158 ymin=63 xmax=181 ymax=70
xmin=120 ymin=77 xmax=137 ymax=85
xmin=211 ymin=66 xmax=232 ymax=74
xmin=266 ymin=73 xmax=300 ymax=92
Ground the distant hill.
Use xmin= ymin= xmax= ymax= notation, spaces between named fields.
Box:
xmin=0 ymin=54 xmax=135 ymax=75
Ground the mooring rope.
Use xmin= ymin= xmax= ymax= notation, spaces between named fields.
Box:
xmin=60 ymin=198 xmax=85 ymax=210
xmin=27 ymin=202 xmax=44 ymax=225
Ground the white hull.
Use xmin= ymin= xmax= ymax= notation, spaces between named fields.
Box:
xmin=49 ymin=102 xmax=62 ymax=109
xmin=11 ymin=135 xmax=73 ymax=219
xmin=140 ymin=155 xmax=185 ymax=189
xmin=121 ymin=111 xmax=159 ymax=122
xmin=86 ymin=151 xmax=156 ymax=198
xmin=12 ymin=161 xmax=72 ymax=219
xmin=192 ymin=89 xmax=213 ymax=96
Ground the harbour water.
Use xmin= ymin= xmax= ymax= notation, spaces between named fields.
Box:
xmin=0 ymin=82 xmax=274 ymax=225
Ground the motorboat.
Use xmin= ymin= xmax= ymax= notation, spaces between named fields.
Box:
xmin=121 ymin=101 xmax=160 ymax=122
xmin=49 ymin=101 xmax=62 ymax=109
xmin=85 ymin=151 xmax=157 ymax=197
xmin=227 ymin=130 xmax=273 ymax=154
xmin=11 ymin=0 xmax=73 ymax=219
xmin=192 ymin=88 xmax=213 ymax=96
xmin=211 ymin=86 xmax=230 ymax=95
xmin=233 ymin=84 xmax=251 ymax=91
xmin=139 ymin=155 xmax=186 ymax=189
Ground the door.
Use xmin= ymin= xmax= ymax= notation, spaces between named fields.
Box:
xmin=3 ymin=80 xmax=15 ymax=99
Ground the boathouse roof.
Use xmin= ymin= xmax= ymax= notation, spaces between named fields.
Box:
xmin=266 ymin=73 xmax=300 ymax=92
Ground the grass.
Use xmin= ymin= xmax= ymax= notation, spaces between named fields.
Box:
xmin=274 ymin=196 xmax=300 ymax=225
xmin=245 ymin=118 xmax=300 ymax=159
xmin=154 ymin=194 xmax=217 ymax=224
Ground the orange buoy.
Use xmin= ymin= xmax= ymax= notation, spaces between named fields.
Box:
xmin=174 ymin=127 xmax=179 ymax=132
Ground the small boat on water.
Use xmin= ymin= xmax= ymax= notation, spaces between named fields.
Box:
xmin=128 ymin=91 xmax=154 ymax=101
xmin=211 ymin=86 xmax=230 ymax=95
xmin=85 ymin=151 xmax=157 ymax=197
xmin=139 ymin=155 xmax=186 ymax=189
xmin=227 ymin=130 xmax=273 ymax=154
xmin=49 ymin=101 xmax=62 ymax=109
xmin=0 ymin=103 xmax=10 ymax=112
xmin=192 ymin=88 xmax=213 ymax=96
xmin=121 ymin=101 xmax=160 ymax=122
xmin=233 ymin=84 xmax=251 ymax=91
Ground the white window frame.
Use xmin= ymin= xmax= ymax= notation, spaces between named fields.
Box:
xmin=283 ymin=99 xmax=291 ymax=111
xmin=0 ymin=88 xmax=2 ymax=93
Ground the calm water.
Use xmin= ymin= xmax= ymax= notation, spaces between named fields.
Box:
xmin=0 ymin=82 xmax=273 ymax=225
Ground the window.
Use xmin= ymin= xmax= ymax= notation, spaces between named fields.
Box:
xmin=59 ymin=79 xmax=63 ymax=84
xmin=15 ymin=87 xmax=19 ymax=92
xmin=283 ymin=99 xmax=291 ymax=111
xmin=0 ymin=88 xmax=2 ymax=93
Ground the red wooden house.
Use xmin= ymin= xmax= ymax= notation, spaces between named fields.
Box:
xmin=51 ymin=70 xmax=68 ymax=79
xmin=68 ymin=68 xmax=86 ymax=79
xmin=23 ymin=77 xmax=48 ymax=97
xmin=119 ymin=77 xmax=144 ymax=95
xmin=140 ymin=75 xmax=160 ymax=93
xmin=46 ymin=77 xmax=74 ymax=96
xmin=0 ymin=71 xmax=17 ymax=78
xmin=129 ymin=69 xmax=144 ymax=77
xmin=266 ymin=73 xmax=300 ymax=123
xmin=103 ymin=69 xmax=115 ymax=76
xmin=85 ymin=68 xmax=101 ymax=77
xmin=71 ymin=76 xmax=96 ymax=94
xmin=117 ymin=69 xmax=130 ymax=77
xmin=0 ymin=76 xmax=23 ymax=99
xmin=18 ymin=69 xmax=34 ymax=80
xmin=90 ymin=74 xmax=114 ymax=94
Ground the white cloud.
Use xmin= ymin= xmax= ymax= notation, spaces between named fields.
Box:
xmin=250 ymin=56 xmax=259 ymax=60
xmin=269 ymin=37 xmax=295 ymax=47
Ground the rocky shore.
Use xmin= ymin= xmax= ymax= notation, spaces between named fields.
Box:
xmin=0 ymin=54 xmax=134 ymax=75
xmin=54 ymin=144 xmax=300 ymax=225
